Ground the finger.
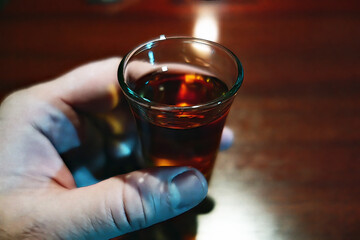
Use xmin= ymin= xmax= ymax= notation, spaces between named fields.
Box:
xmin=33 ymin=57 xmax=122 ymax=113
xmin=45 ymin=167 xmax=208 ymax=239
xmin=220 ymin=126 xmax=234 ymax=151
xmin=8 ymin=58 xmax=122 ymax=154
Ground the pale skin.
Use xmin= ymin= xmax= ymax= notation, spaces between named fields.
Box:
xmin=0 ymin=58 xmax=233 ymax=239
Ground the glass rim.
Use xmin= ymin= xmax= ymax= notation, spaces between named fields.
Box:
xmin=117 ymin=36 xmax=244 ymax=111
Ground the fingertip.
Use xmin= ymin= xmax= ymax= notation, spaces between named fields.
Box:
xmin=220 ymin=126 xmax=234 ymax=151
xmin=169 ymin=168 xmax=208 ymax=211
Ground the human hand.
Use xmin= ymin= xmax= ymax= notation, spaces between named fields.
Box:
xmin=0 ymin=57 xmax=210 ymax=239
xmin=0 ymin=58 xmax=233 ymax=239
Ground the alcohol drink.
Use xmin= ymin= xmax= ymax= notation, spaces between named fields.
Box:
xmin=131 ymin=71 xmax=229 ymax=180
xmin=118 ymin=37 xmax=243 ymax=182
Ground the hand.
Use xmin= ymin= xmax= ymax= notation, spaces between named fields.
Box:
xmin=0 ymin=58 xmax=232 ymax=239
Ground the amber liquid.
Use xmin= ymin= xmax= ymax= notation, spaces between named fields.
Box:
xmin=132 ymin=72 xmax=229 ymax=180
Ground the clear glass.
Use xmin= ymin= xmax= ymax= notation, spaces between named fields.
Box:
xmin=118 ymin=36 xmax=244 ymax=181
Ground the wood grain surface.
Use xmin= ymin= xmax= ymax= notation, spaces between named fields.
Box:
xmin=1 ymin=0 xmax=360 ymax=239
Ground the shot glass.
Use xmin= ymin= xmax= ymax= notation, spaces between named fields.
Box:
xmin=118 ymin=36 xmax=243 ymax=181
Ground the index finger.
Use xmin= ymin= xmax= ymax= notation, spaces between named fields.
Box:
xmin=43 ymin=57 xmax=122 ymax=113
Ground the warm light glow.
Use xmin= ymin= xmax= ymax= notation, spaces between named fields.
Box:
xmin=178 ymin=82 xmax=188 ymax=101
xmin=100 ymin=114 xmax=123 ymax=134
xmin=185 ymin=74 xmax=196 ymax=83
xmin=193 ymin=7 xmax=219 ymax=42
xmin=177 ymin=102 xmax=190 ymax=107
xmin=107 ymin=83 xmax=120 ymax=109
xmin=192 ymin=6 xmax=219 ymax=57
xmin=184 ymin=74 xmax=203 ymax=83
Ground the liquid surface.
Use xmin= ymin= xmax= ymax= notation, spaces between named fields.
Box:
xmin=133 ymin=72 xmax=228 ymax=106
xmin=131 ymin=71 xmax=230 ymax=180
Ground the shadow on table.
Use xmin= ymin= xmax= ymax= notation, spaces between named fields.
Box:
xmin=114 ymin=196 xmax=215 ymax=240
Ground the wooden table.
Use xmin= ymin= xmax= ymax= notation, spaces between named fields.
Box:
xmin=1 ymin=0 xmax=360 ymax=239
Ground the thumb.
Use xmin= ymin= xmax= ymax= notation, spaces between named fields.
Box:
xmin=47 ymin=167 xmax=207 ymax=239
